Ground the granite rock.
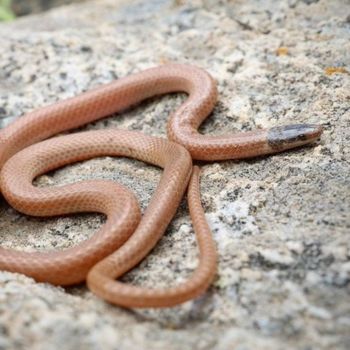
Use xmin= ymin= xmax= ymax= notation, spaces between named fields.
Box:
xmin=0 ymin=0 xmax=349 ymax=349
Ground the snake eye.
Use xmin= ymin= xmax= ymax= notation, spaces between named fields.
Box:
xmin=267 ymin=124 xmax=323 ymax=150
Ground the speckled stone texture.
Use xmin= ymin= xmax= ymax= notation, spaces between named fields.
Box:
xmin=0 ymin=0 xmax=349 ymax=349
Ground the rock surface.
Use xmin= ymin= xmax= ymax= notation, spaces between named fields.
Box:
xmin=0 ymin=0 xmax=349 ymax=349
xmin=11 ymin=0 xmax=87 ymax=17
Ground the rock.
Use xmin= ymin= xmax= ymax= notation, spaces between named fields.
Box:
xmin=0 ymin=0 xmax=349 ymax=349
xmin=11 ymin=0 xmax=87 ymax=16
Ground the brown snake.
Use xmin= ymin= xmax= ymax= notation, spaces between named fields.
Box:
xmin=0 ymin=64 xmax=322 ymax=307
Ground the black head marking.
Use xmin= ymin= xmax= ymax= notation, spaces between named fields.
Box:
xmin=268 ymin=124 xmax=323 ymax=150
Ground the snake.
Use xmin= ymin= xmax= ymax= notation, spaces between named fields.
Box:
xmin=0 ymin=64 xmax=322 ymax=308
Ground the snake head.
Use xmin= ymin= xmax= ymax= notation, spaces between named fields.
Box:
xmin=267 ymin=124 xmax=323 ymax=152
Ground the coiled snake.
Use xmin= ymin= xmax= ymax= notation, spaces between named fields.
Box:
xmin=0 ymin=64 xmax=322 ymax=307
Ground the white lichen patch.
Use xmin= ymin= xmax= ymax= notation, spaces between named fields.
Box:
xmin=206 ymin=199 xmax=260 ymax=250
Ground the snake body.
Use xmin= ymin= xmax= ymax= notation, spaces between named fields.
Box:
xmin=0 ymin=64 xmax=322 ymax=307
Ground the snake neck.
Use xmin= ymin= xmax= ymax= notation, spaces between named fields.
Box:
xmin=168 ymin=123 xmax=323 ymax=161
